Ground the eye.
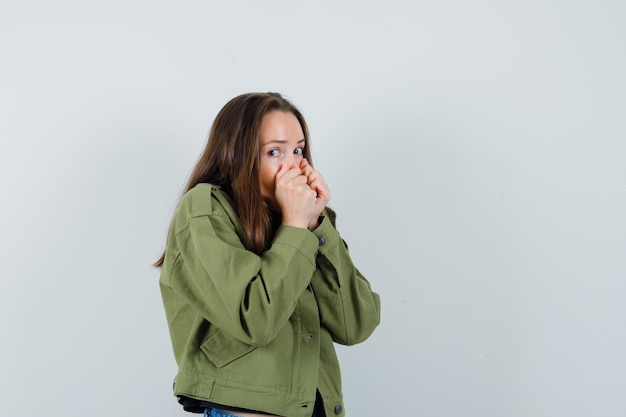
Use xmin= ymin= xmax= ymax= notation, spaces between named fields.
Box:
xmin=267 ymin=149 xmax=280 ymax=157
xmin=294 ymin=147 xmax=304 ymax=155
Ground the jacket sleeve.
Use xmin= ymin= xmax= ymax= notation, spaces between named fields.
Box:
xmin=164 ymin=188 xmax=320 ymax=347
xmin=310 ymin=215 xmax=381 ymax=346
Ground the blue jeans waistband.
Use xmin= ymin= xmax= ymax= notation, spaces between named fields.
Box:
xmin=204 ymin=408 xmax=243 ymax=417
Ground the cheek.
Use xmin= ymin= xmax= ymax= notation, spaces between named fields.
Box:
xmin=259 ymin=161 xmax=279 ymax=195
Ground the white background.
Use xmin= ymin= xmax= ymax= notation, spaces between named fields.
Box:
xmin=1 ymin=1 xmax=625 ymax=416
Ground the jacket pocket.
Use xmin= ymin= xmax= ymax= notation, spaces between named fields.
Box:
xmin=200 ymin=329 xmax=256 ymax=368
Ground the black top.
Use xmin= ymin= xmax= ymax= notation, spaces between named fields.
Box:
xmin=178 ymin=390 xmax=326 ymax=416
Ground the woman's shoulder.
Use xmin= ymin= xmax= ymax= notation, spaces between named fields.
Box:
xmin=176 ymin=183 xmax=237 ymax=222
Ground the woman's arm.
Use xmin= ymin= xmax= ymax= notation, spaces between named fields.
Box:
xmin=309 ymin=215 xmax=381 ymax=345
xmin=161 ymin=185 xmax=319 ymax=347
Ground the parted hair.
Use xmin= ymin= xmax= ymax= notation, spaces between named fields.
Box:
xmin=155 ymin=92 xmax=312 ymax=267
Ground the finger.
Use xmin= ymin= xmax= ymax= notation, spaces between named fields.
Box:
xmin=313 ymin=178 xmax=331 ymax=203
xmin=304 ymin=168 xmax=322 ymax=188
xmin=300 ymin=159 xmax=314 ymax=178
xmin=290 ymin=175 xmax=310 ymax=188
xmin=274 ymin=163 xmax=290 ymax=181
xmin=276 ymin=165 xmax=303 ymax=183
xmin=308 ymin=177 xmax=320 ymax=193
xmin=307 ymin=170 xmax=328 ymax=192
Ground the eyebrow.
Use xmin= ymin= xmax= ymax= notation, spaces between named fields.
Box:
xmin=261 ymin=139 xmax=306 ymax=147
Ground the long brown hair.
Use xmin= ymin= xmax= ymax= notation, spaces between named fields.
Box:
xmin=154 ymin=92 xmax=312 ymax=267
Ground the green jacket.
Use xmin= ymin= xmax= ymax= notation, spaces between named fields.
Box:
xmin=159 ymin=184 xmax=381 ymax=417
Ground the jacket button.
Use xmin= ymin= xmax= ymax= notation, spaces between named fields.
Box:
xmin=318 ymin=236 xmax=326 ymax=246
xmin=334 ymin=404 xmax=343 ymax=415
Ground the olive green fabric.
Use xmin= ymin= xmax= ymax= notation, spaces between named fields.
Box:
xmin=160 ymin=183 xmax=380 ymax=417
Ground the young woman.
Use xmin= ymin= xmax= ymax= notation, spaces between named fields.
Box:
xmin=156 ymin=92 xmax=380 ymax=417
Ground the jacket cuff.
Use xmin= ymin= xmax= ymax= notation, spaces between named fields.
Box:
xmin=273 ymin=225 xmax=320 ymax=267
xmin=312 ymin=216 xmax=340 ymax=254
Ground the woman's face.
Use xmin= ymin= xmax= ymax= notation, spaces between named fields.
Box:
xmin=259 ymin=110 xmax=306 ymax=211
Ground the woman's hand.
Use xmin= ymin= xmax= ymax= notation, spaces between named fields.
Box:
xmin=300 ymin=159 xmax=331 ymax=230
xmin=274 ymin=164 xmax=318 ymax=229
